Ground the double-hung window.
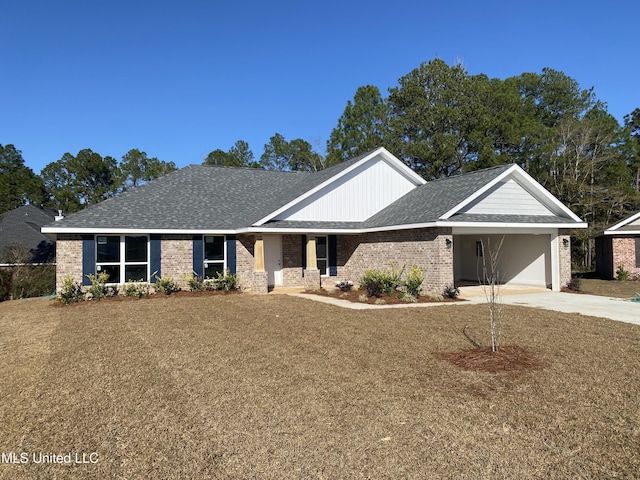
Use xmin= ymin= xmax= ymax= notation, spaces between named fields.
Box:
xmin=204 ymin=235 xmax=225 ymax=278
xmin=96 ymin=235 xmax=149 ymax=283
xmin=316 ymin=235 xmax=328 ymax=275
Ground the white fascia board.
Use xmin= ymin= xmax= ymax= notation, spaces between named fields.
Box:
xmin=252 ymin=147 xmax=426 ymax=226
xmin=606 ymin=211 xmax=640 ymax=232
xmin=439 ymin=164 xmax=584 ymax=223
xmin=443 ymin=221 xmax=587 ymax=231
xmin=604 ymin=229 xmax=640 ymax=235
xmin=41 ymin=227 xmax=238 ymax=235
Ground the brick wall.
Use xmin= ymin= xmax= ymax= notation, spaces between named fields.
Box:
xmin=612 ymin=236 xmax=640 ymax=277
xmin=55 ymin=234 xmax=83 ymax=291
xmin=558 ymin=229 xmax=572 ymax=287
xmin=160 ymin=235 xmax=193 ymax=289
xmin=236 ymin=234 xmax=254 ymax=288
xmin=340 ymin=228 xmax=454 ymax=293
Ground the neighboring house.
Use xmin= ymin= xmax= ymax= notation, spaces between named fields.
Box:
xmin=595 ymin=211 xmax=640 ymax=279
xmin=42 ymin=147 xmax=586 ymax=293
xmin=0 ymin=205 xmax=57 ymax=263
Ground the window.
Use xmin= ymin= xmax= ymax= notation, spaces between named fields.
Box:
xmin=316 ymin=236 xmax=327 ymax=275
xmin=204 ymin=235 xmax=225 ymax=278
xmin=96 ymin=235 xmax=149 ymax=283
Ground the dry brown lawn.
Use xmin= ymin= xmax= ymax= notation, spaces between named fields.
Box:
xmin=579 ymin=277 xmax=640 ymax=298
xmin=0 ymin=293 xmax=639 ymax=479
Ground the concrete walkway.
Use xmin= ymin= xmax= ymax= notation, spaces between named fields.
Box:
xmin=289 ymin=287 xmax=640 ymax=326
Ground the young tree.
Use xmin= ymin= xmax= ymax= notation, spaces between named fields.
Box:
xmin=326 ymin=85 xmax=388 ymax=165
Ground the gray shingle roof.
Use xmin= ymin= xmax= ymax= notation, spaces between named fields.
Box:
xmin=364 ymin=164 xmax=514 ymax=227
xmin=44 ymin=157 xmax=579 ymax=233
xmin=47 ymin=166 xmax=307 ymax=230
xmin=1 ymin=205 xmax=57 ymax=261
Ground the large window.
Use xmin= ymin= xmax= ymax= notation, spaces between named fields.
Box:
xmin=316 ymin=236 xmax=327 ymax=275
xmin=96 ymin=235 xmax=149 ymax=283
xmin=204 ymin=235 xmax=225 ymax=278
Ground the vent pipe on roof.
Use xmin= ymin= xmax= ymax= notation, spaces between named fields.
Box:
xmin=55 ymin=210 xmax=64 ymax=221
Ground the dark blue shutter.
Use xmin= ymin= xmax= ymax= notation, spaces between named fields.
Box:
xmin=328 ymin=235 xmax=338 ymax=276
xmin=192 ymin=235 xmax=204 ymax=277
xmin=82 ymin=235 xmax=96 ymax=286
xmin=226 ymin=235 xmax=237 ymax=274
xmin=150 ymin=235 xmax=161 ymax=282
xmin=301 ymin=235 xmax=307 ymax=277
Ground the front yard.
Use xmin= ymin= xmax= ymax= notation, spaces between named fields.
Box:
xmin=0 ymin=294 xmax=638 ymax=478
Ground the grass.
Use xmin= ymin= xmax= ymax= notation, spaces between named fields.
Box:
xmin=578 ymin=277 xmax=640 ymax=298
xmin=0 ymin=293 xmax=639 ymax=479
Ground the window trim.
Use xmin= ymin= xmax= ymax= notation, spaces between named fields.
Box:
xmin=316 ymin=235 xmax=328 ymax=276
xmin=95 ymin=235 xmax=150 ymax=284
xmin=203 ymin=235 xmax=227 ymax=278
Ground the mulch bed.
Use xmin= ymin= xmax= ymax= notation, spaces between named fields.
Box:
xmin=437 ymin=344 xmax=546 ymax=373
xmin=305 ymin=287 xmax=461 ymax=305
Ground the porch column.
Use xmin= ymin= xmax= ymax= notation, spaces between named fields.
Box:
xmin=252 ymin=235 xmax=268 ymax=293
xmin=304 ymin=235 xmax=321 ymax=289
xmin=254 ymin=235 xmax=265 ymax=271
xmin=550 ymin=232 xmax=560 ymax=291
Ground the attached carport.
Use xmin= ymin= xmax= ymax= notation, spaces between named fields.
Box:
xmin=452 ymin=227 xmax=565 ymax=291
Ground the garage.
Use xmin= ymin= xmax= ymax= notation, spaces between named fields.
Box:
xmin=453 ymin=233 xmax=553 ymax=289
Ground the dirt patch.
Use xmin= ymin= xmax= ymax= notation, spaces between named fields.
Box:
xmin=437 ymin=345 xmax=546 ymax=373
xmin=305 ymin=287 xmax=461 ymax=305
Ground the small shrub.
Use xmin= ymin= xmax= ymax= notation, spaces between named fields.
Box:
xmin=400 ymin=292 xmax=417 ymax=303
xmin=58 ymin=276 xmax=84 ymax=304
xmin=154 ymin=276 xmax=180 ymax=295
xmin=86 ymin=272 xmax=110 ymax=301
xmin=358 ymin=294 xmax=368 ymax=302
xmin=442 ymin=284 xmax=460 ymax=299
xmin=374 ymin=298 xmax=387 ymax=305
xmin=213 ymin=270 xmax=239 ymax=292
xmin=183 ymin=272 xmax=205 ymax=291
xmin=404 ymin=265 xmax=424 ymax=298
xmin=123 ymin=281 xmax=149 ymax=298
xmin=359 ymin=265 xmax=401 ymax=298
xmin=566 ymin=276 xmax=581 ymax=292
xmin=335 ymin=280 xmax=353 ymax=292
xmin=616 ymin=265 xmax=630 ymax=282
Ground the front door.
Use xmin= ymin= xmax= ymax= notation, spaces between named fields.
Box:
xmin=263 ymin=235 xmax=283 ymax=287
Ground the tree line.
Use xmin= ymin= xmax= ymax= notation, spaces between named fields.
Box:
xmin=2 ymin=58 xmax=639 ymax=269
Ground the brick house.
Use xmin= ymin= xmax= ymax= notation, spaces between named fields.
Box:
xmin=595 ymin=211 xmax=640 ymax=279
xmin=42 ymin=148 xmax=586 ymax=293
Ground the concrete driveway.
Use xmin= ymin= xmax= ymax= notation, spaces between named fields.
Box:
xmin=292 ymin=286 xmax=640 ymax=326
xmin=461 ymin=288 xmax=640 ymax=326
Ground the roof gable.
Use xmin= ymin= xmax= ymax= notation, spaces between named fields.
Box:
xmin=605 ymin=211 xmax=640 ymax=234
xmin=441 ymin=164 xmax=583 ymax=222
xmin=254 ymin=148 xmax=425 ymax=225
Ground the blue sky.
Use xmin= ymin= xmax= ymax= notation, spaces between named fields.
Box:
xmin=1 ymin=0 xmax=638 ymax=174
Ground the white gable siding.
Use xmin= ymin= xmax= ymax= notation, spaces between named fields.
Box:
xmin=460 ymin=178 xmax=555 ymax=216
xmin=275 ymin=159 xmax=417 ymax=222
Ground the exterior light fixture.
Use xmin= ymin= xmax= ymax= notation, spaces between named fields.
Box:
xmin=563 ymin=238 xmax=569 ymax=248
xmin=446 ymin=238 xmax=452 ymax=249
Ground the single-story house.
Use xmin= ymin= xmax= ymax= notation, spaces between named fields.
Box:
xmin=595 ymin=211 xmax=640 ymax=279
xmin=42 ymin=147 xmax=587 ymax=293
xmin=1 ymin=204 xmax=58 ymax=264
